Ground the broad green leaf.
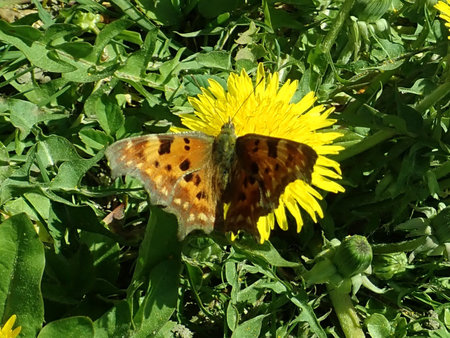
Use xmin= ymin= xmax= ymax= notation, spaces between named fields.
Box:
xmin=134 ymin=0 xmax=182 ymax=26
xmin=234 ymin=238 xmax=301 ymax=267
xmin=80 ymin=232 xmax=120 ymax=283
xmin=366 ymin=313 xmax=392 ymax=338
xmin=0 ymin=213 xmax=45 ymax=338
xmin=52 ymin=42 xmax=93 ymax=59
xmin=132 ymin=259 xmax=181 ymax=337
xmin=129 ymin=207 xmax=180 ymax=290
xmin=42 ymin=245 xmax=95 ymax=304
xmin=92 ymin=17 xmax=132 ymax=59
xmin=0 ymin=142 xmax=12 ymax=184
xmin=231 ymin=314 xmax=266 ymax=338
xmin=196 ymin=51 xmax=231 ymax=70
xmin=93 ymin=301 xmax=131 ymax=338
xmin=79 ymin=128 xmax=113 ymax=152
xmin=226 ymin=302 xmax=239 ymax=331
xmin=8 ymin=99 xmax=66 ymax=139
xmin=94 ymin=94 xmax=125 ymax=136
xmin=129 ymin=208 xmax=181 ymax=337
xmin=36 ymin=135 xmax=104 ymax=189
xmin=48 ymin=203 xmax=114 ymax=252
xmin=2 ymin=192 xmax=50 ymax=223
xmin=38 ymin=317 xmax=94 ymax=338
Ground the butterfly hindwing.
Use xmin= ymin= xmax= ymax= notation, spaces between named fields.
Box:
xmin=223 ymin=134 xmax=318 ymax=236
xmin=105 ymin=132 xmax=217 ymax=238
xmin=222 ymin=169 xmax=265 ymax=237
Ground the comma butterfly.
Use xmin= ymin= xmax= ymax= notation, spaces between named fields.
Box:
xmin=106 ymin=121 xmax=317 ymax=240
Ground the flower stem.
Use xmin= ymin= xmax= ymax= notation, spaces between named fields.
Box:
xmin=327 ymin=282 xmax=365 ymax=338
xmin=321 ymin=0 xmax=356 ymax=54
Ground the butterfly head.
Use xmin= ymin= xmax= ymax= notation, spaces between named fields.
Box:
xmin=215 ymin=122 xmax=237 ymax=157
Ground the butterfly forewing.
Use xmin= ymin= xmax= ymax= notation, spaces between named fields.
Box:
xmin=223 ymin=134 xmax=318 ymax=236
xmin=106 ymin=132 xmax=217 ymax=239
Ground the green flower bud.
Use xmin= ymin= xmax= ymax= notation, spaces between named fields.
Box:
xmin=372 ymin=253 xmax=408 ymax=280
xmin=331 ymin=235 xmax=373 ymax=278
xmin=73 ymin=11 xmax=101 ymax=33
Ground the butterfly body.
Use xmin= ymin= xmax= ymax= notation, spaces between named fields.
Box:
xmin=106 ymin=122 xmax=317 ymax=240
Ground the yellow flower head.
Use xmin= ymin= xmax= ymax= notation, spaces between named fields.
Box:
xmin=436 ymin=0 xmax=450 ymax=38
xmin=179 ymin=64 xmax=344 ymax=243
xmin=0 ymin=315 xmax=21 ymax=338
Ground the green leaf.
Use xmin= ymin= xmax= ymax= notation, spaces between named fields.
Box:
xmin=231 ymin=314 xmax=266 ymax=338
xmin=36 ymin=135 xmax=104 ymax=189
xmin=196 ymin=51 xmax=231 ymax=70
xmin=234 ymin=238 xmax=301 ymax=267
xmin=226 ymin=302 xmax=239 ymax=331
xmin=53 ymin=42 xmax=93 ymax=59
xmin=129 ymin=207 xmax=181 ymax=288
xmin=0 ymin=142 xmax=12 ymax=184
xmin=7 ymin=99 xmax=66 ymax=139
xmin=93 ymin=301 xmax=131 ymax=338
xmin=366 ymin=313 xmax=392 ymax=338
xmin=79 ymin=128 xmax=113 ymax=151
xmin=2 ymin=192 xmax=50 ymax=223
xmin=129 ymin=208 xmax=181 ymax=337
xmin=132 ymin=259 xmax=181 ymax=337
xmin=0 ymin=21 xmax=75 ymax=73
xmin=94 ymin=94 xmax=125 ymax=136
xmin=0 ymin=213 xmax=45 ymax=337
xmin=38 ymin=317 xmax=94 ymax=338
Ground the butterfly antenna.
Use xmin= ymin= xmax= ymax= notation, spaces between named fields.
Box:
xmin=229 ymin=74 xmax=265 ymax=123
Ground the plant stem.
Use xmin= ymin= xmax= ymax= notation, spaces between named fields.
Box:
xmin=321 ymin=0 xmax=356 ymax=55
xmin=328 ymin=282 xmax=365 ymax=338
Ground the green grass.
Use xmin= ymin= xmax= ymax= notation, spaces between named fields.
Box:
xmin=0 ymin=0 xmax=449 ymax=337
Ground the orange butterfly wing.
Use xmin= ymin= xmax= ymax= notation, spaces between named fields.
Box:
xmin=105 ymin=133 xmax=218 ymax=239
xmin=223 ymin=134 xmax=318 ymax=237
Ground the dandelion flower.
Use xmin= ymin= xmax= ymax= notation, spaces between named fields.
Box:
xmin=436 ymin=0 xmax=450 ymax=38
xmin=0 ymin=315 xmax=21 ymax=338
xmin=179 ymin=64 xmax=344 ymax=243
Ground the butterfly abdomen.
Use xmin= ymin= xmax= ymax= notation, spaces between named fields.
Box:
xmin=212 ymin=123 xmax=238 ymax=192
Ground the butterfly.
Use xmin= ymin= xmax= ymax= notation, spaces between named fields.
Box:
xmin=105 ymin=121 xmax=318 ymax=241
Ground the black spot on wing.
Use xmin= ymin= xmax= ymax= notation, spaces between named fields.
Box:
xmin=158 ymin=137 xmax=174 ymax=155
xmin=165 ymin=164 xmax=172 ymax=171
xmin=184 ymin=173 xmax=193 ymax=182
xmin=196 ymin=191 xmax=206 ymax=200
xmin=267 ymin=139 xmax=278 ymax=158
xmin=179 ymin=159 xmax=190 ymax=171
